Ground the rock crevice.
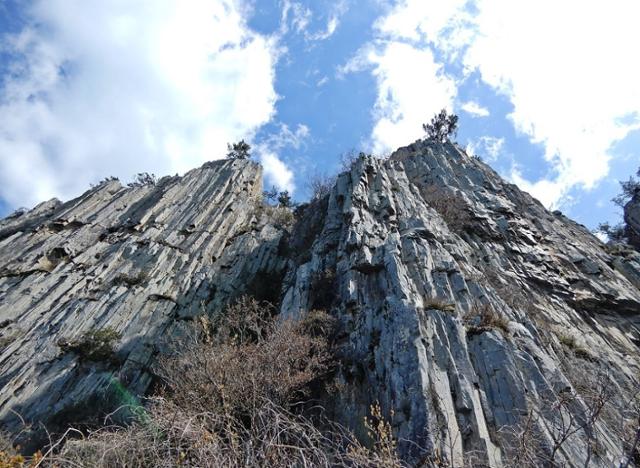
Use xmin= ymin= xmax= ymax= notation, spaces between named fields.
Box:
xmin=1 ymin=143 xmax=639 ymax=466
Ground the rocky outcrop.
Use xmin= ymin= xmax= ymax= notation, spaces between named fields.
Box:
xmin=625 ymin=193 xmax=640 ymax=251
xmin=280 ymin=141 xmax=640 ymax=466
xmin=1 ymin=141 xmax=639 ymax=466
xmin=0 ymin=159 xmax=287 ymax=449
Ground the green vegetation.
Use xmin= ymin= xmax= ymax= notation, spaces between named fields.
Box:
xmin=596 ymin=165 xmax=639 ymax=244
xmin=422 ymin=297 xmax=456 ymax=313
xmin=557 ymin=331 xmax=594 ymax=361
xmin=113 ymin=271 xmax=148 ymax=288
xmin=57 ymin=327 xmax=121 ymax=363
xmin=423 ymin=109 xmax=459 ymax=143
xmin=226 ymin=139 xmax=251 ymax=159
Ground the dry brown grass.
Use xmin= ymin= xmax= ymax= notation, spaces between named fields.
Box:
xmin=48 ymin=398 xmax=406 ymax=468
xmin=251 ymin=199 xmax=295 ymax=229
xmin=26 ymin=299 xmax=406 ymax=467
xmin=158 ymin=322 xmax=330 ymax=419
xmin=346 ymin=402 xmax=403 ymax=468
xmin=422 ymin=297 xmax=456 ymax=313
xmin=556 ymin=330 xmax=594 ymax=361
xmin=464 ymin=302 xmax=510 ymax=336
xmin=422 ymin=185 xmax=474 ymax=233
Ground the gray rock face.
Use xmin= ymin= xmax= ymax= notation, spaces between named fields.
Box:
xmin=0 ymin=159 xmax=287 ymax=448
xmin=281 ymin=141 xmax=640 ymax=466
xmin=626 ymin=194 xmax=640 ymax=251
xmin=1 ymin=142 xmax=639 ymax=466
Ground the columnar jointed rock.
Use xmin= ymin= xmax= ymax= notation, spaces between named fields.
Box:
xmin=1 ymin=142 xmax=639 ymax=466
xmin=0 ymin=159 xmax=287 ymax=449
xmin=280 ymin=141 xmax=640 ymax=466
xmin=625 ymin=193 xmax=640 ymax=251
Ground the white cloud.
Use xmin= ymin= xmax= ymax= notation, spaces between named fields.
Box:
xmin=254 ymin=123 xmax=309 ymax=194
xmin=376 ymin=0 xmax=640 ymax=207
xmin=594 ymin=231 xmax=608 ymax=243
xmin=279 ymin=1 xmax=346 ymax=42
xmin=262 ymin=123 xmax=310 ymax=151
xmin=316 ymin=76 xmax=329 ymax=87
xmin=341 ymin=41 xmax=456 ymax=155
xmin=461 ymin=101 xmax=489 ymax=117
xmin=466 ymin=136 xmax=503 ymax=162
xmin=340 ymin=0 xmax=459 ymax=155
xmin=305 ymin=1 xmax=347 ymax=41
xmin=462 ymin=0 xmax=640 ymax=204
xmin=0 ymin=0 xmax=279 ymax=208
xmin=260 ymin=152 xmax=296 ymax=193
xmin=509 ymin=168 xmax=565 ymax=208
xmin=376 ymin=0 xmax=472 ymax=55
xmin=307 ymin=17 xmax=339 ymax=41
xmin=280 ymin=1 xmax=312 ymax=35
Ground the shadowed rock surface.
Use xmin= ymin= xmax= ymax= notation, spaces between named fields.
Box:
xmin=626 ymin=193 xmax=640 ymax=252
xmin=1 ymin=142 xmax=639 ymax=466
xmin=0 ymin=159 xmax=288 ymax=449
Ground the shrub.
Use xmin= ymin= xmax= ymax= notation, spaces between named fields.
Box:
xmin=113 ymin=271 xmax=148 ymax=288
xmin=127 ymin=173 xmax=156 ymax=188
xmin=0 ymin=328 xmax=23 ymax=352
xmin=338 ymin=150 xmax=382 ymax=172
xmin=423 ymin=109 xmax=459 ymax=143
xmin=422 ymin=297 xmax=456 ymax=313
xmin=0 ymin=433 xmax=19 ymax=467
xmin=301 ymin=309 xmax=337 ymax=339
xmin=251 ymin=198 xmax=296 ymax=229
xmin=277 ymin=190 xmax=293 ymax=208
xmin=269 ymin=205 xmax=296 ymax=228
xmin=90 ymin=176 xmax=118 ymax=189
xmin=339 ymin=149 xmax=363 ymax=172
xmin=347 ymin=402 xmax=404 ymax=468
xmin=212 ymin=296 xmax=274 ymax=345
xmin=309 ymin=268 xmax=337 ymax=310
xmin=422 ymin=185 xmax=473 ymax=233
xmin=263 ymin=185 xmax=278 ymax=203
xmin=157 ymin=299 xmax=332 ymax=419
xmin=557 ymin=331 xmax=593 ymax=360
xmin=226 ymin=140 xmax=251 ymax=159
xmin=57 ymin=327 xmax=121 ymax=363
xmin=613 ymin=171 xmax=640 ymax=208
xmin=52 ymin=398 xmax=409 ymax=468
xmin=464 ymin=303 xmax=510 ymax=336
xmin=499 ymin=370 xmax=622 ymax=467
xmin=26 ymin=299 xmax=412 ymax=467
xmin=596 ymin=221 xmax=627 ymax=242
xmin=558 ymin=333 xmax=577 ymax=348
xmin=308 ymin=173 xmax=336 ymax=201
xmin=595 ymin=164 xmax=639 ymax=245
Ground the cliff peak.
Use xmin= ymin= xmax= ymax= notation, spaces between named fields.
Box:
xmin=1 ymin=144 xmax=639 ymax=466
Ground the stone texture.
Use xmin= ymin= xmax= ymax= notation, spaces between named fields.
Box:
xmin=280 ymin=141 xmax=640 ymax=466
xmin=626 ymin=193 xmax=640 ymax=251
xmin=0 ymin=159 xmax=287 ymax=449
xmin=1 ymin=141 xmax=639 ymax=466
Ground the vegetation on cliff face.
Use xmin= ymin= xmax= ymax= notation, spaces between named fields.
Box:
xmin=597 ymin=165 xmax=640 ymax=249
xmin=1 ymin=119 xmax=640 ymax=466
xmin=2 ymin=299 xmax=406 ymax=467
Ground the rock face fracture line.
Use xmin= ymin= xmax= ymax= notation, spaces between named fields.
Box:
xmin=0 ymin=142 xmax=639 ymax=466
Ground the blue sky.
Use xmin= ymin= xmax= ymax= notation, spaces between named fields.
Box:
xmin=0 ymin=0 xmax=639 ymax=231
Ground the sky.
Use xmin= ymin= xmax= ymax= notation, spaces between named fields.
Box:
xmin=0 ymin=0 xmax=639 ymax=231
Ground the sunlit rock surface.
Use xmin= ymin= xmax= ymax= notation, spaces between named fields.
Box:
xmin=1 ymin=142 xmax=639 ymax=466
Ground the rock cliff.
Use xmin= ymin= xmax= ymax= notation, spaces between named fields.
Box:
xmin=1 ymin=141 xmax=639 ymax=466
xmin=625 ymin=194 xmax=640 ymax=251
